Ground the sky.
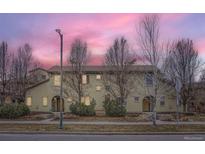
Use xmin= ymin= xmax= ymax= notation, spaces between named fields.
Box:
xmin=0 ymin=13 xmax=205 ymax=68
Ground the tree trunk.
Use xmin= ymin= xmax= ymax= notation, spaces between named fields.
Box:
xmin=183 ymin=104 xmax=187 ymax=112
xmin=152 ymin=100 xmax=157 ymax=126
xmin=152 ymin=71 xmax=157 ymax=126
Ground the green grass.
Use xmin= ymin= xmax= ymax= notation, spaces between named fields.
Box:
xmin=0 ymin=124 xmax=205 ymax=133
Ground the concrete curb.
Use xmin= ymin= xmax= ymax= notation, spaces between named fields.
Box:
xmin=0 ymin=131 xmax=205 ymax=135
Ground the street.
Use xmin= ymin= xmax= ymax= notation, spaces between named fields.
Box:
xmin=0 ymin=134 xmax=204 ymax=141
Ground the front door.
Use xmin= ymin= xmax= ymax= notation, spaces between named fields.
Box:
xmin=143 ymin=98 xmax=151 ymax=112
xmin=52 ymin=96 xmax=64 ymax=112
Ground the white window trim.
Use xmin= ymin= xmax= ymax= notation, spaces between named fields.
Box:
xmin=96 ymin=85 xmax=102 ymax=91
xmin=26 ymin=96 xmax=32 ymax=107
xmin=160 ymin=96 xmax=165 ymax=106
xmin=96 ymin=74 xmax=101 ymax=80
xmin=67 ymin=97 xmax=72 ymax=102
xmin=42 ymin=96 xmax=48 ymax=106
xmin=53 ymin=75 xmax=61 ymax=86
xmin=82 ymin=75 xmax=87 ymax=84
xmin=144 ymin=73 xmax=153 ymax=87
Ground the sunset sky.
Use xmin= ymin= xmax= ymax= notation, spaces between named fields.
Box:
xmin=0 ymin=13 xmax=205 ymax=68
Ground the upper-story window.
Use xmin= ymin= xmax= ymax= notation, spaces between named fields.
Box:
xmin=54 ymin=75 xmax=60 ymax=86
xmin=160 ymin=96 xmax=165 ymax=106
xmin=41 ymin=75 xmax=46 ymax=80
xmin=145 ymin=73 xmax=153 ymax=86
xmin=134 ymin=96 xmax=139 ymax=103
xmin=96 ymin=85 xmax=102 ymax=91
xmin=67 ymin=97 xmax=72 ymax=102
xmin=105 ymin=85 xmax=111 ymax=91
xmin=82 ymin=74 xmax=89 ymax=84
xmin=96 ymin=74 xmax=101 ymax=80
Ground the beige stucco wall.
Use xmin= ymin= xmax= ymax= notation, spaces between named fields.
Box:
xmin=26 ymin=78 xmax=72 ymax=112
xmin=26 ymin=72 xmax=181 ymax=113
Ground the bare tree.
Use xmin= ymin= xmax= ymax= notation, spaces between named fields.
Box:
xmin=200 ymin=68 xmax=205 ymax=82
xmin=9 ymin=43 xmax=33 ymax=102
xmin=137 ymin=14 xmax=162 ymax=125
xmin=0 ymin=42 xmax=10 ymax=104
xmin=64 ymin=39 xmax=89 ymax=104
xmin=103 ymin=37 xmax=136 ymax=107
xmin=164 ymin=39 xmax=201 ymax=112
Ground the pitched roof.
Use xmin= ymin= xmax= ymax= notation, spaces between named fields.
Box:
xmin=48 ymin=65 xmax=155 ymax=73
xmin=26 ymin=79 xmax=50 ymax=90
xmin=29 ymin=67 xmax=48 ymax=73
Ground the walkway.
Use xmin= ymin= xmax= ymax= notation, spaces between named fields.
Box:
xmin=0 ymin=119 xmax=205 ymax=125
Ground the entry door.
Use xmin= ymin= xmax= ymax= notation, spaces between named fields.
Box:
xmin=57 ymin=101 xmax=60 ymax=112
xmin=143 ymin=100 xmax=150 ymax=112
xmin=57 ymin=99 xmax=64 ymax=112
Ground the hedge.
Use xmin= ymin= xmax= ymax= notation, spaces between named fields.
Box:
xmin=70 ymin=99 xmax=96 ymax=116
xmin=0 ymin=103 xmax=30 ymax=119
xmin=103 ymin=99 xmax=126 ymax=116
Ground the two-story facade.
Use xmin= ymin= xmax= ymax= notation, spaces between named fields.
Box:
xmin=25 ymin=65 xmax=180 ymax=113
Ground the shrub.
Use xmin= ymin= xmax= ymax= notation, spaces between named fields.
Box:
xmin=70 ymin=99 xmax=96 ymax=116
xmin=0 ymin=103 xmax=30 ymax=119
xmin=16 ymin=103 xmax=30 ymax=116
xmin=103 ymin=99 xmax=126 ymax=116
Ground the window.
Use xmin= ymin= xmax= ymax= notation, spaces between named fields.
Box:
xmin=145 ymin=73 xmax=153 ymax=86
xmin=134 ymin=96 xmax=139 ymax=103
xmin=85 ymin=96 xmax=91 ymax=106
xmin=82 ymin=75 xmax=89 ymax=84
xmin=160 ymin=96 xmax=165 ymax=106
xmin=67 ymin=97 xmax=72 ymax=102
xmin=96 ymin=85 xmax=102 ymax=91
xmin=41 ymin=75 xmax=46 ymax=80
xmin=105 ymin=85 xmax=111 ymax=91
xmin=105 ymin=94 xmax=110 ymax=101
xmin=96 ymin=74 xmax=101 ymax=80
xmin=42 ymin=97 xmax=48 ymax=106
xmin=81 ymin=97 xmax=85 ymax=103
xmin=26 ymin=97 xmax=32 ymax=106
xmin=54 ymin=75 xmax=60 ymax=86
xmin=81 ymin=96 xmax=91 ymax=105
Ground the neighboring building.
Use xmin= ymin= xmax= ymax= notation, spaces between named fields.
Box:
xmin=188 ymin=81 xmax=205 ymax=113
xmin=25 ymin=65 xmax=181 ymax=113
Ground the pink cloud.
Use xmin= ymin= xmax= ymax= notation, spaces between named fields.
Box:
xmin=88 ymin=54 xmax=105 ymax=65
xmin=195 ymin=38 xmax=205 ymax=55
xmin=7 ymin=13 xmax=204 ymax=68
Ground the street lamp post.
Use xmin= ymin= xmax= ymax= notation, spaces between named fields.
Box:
xmin=175 ymin=78 xmax=181 ymax=126
xmin=55 ymin=29 xmax=63 ymax=129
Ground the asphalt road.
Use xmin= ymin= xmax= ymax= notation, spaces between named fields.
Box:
xmin=0 ymin=134 xmax=205 ymax=141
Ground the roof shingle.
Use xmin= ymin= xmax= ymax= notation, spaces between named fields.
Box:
xmin=48 ymin=65 xmax=155 ymax=73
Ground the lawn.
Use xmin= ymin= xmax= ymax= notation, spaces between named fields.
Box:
xmin=53 ymin=113 xmax=152 ymax=122
xmin=53 ymin=113 xmax=205 ymax=122
xmin=0 ymin=124 xmax=205 ymax=133
xmin=1 ymin=112 xmax=205 ymax=122
xmin=0 ymin=112 xmax=53 ymax=121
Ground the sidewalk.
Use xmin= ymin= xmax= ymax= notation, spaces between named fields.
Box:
xmin=0 ymin=119 xmax=205 ymax=125
xmin=0 ymin=131 xmax=205 ymax=135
